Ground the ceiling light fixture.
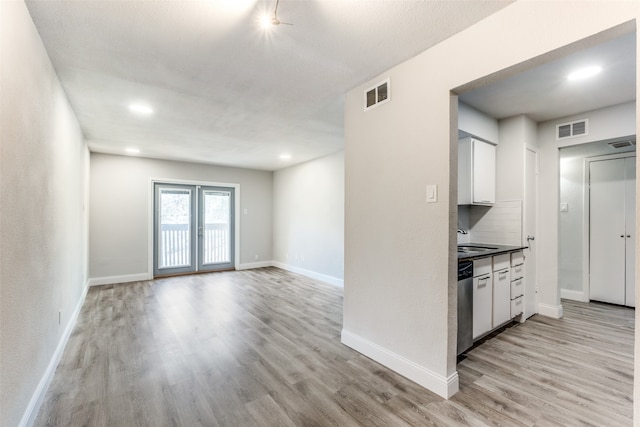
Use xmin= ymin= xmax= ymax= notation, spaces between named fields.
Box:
xmin=567 ymin=65 xmax=603 ymax=81
xmin=128 ymin=103 xmax=154 ymax=115
xmin=279 ymin=153 xmax=292 ymax=160
xmin=261 ymin=0 xmax=293 ymax=29
xmin=125 ymin=147 xmax=140 ymax=154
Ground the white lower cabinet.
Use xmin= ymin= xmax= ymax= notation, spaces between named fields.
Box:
xmin=471 ymin=250 xmax=527 ymax=342
xmin=472 ymin=258 xmax=492 ymax=339
xmin=492 ymin=254 xmax=511 ymax=327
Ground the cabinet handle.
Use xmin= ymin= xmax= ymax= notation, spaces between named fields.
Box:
xmin=478 ymin=278 xmax=489 ymax=287
xmin=499 ymin=271 xmax=508 ymax=278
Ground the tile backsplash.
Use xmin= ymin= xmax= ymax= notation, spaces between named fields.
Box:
xmin=459 ymin=200 xmax=523 ymax=246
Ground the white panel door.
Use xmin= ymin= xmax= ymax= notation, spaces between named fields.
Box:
xmin=589 ymin=158 xmax=626 ymax=305
xmin=524 ymin=148 xmax=538 ymax=318
xmin=624 ymin=157 xmax=636 ymax=307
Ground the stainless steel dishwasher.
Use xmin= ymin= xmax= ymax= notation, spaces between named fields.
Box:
xmin=457 ymin=260 xmax=473 ymax=356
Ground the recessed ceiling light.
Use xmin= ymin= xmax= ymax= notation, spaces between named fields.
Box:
xmin=128 ymin=104 xmax=154 ymax=115
xmin=567 ymin=66 xmax=602 ymax=81
xmin=279 ymin=153 xmax=292 ymax=160
xmin=125 ymin=147 xmax=140 ymax=154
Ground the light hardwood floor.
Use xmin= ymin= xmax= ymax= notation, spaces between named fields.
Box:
xmin=35 ymin=268 xmax=634 ymax=426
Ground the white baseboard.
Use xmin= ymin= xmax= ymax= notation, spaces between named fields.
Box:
xmin=236 ymin=261 xmax=273 ymax=270
xmin=560 ymin=289 xmax=588 ymax=302
xmin=538 ymin=303 xmax=564 ymax=319
xmin=19 ymin=282 xmax=89 ymax=427
xmin=88 ymin=272 xmax=151 ymax=287
xmin=272 ymin=261 xmax=344 ymax=287
xmin=341 ymin=329 xmax=458 ymax=399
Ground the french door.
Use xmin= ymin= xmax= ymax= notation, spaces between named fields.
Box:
xmin=153 ymin=183 xmax=235 ymax=277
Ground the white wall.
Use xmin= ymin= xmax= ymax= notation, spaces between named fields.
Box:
xmin=273 ymin=151 xmax=344 ymax=286
xmin=89 ymin=153 xmax=273 ymax=282
xmin=0 ymin=2 xmax=89 ymax=426
xmin=497 ymin=114 xmax=538 ymax=202
xmin=343 ymin=1 xmax=639 ymax=400
xmin=548 ymin=102 xmax=636 ymax=301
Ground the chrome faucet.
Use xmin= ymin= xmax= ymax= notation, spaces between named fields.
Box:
xmin=457 ymin=228 xmax=468 ymax=235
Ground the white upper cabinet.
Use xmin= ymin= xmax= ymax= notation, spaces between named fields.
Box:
xmin=458 ymin=137 xmax=496 ymax=206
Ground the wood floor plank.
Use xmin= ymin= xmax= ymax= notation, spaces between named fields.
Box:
xmin=34 ymin=269 xmax=634 ymax=426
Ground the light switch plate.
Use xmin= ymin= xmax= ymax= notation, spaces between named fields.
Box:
xmin=426 ymin=184 xmax=437 ymax=203
xmin=560 ymin=202 xmax=568 ymax=212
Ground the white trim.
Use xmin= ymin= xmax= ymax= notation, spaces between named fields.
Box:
xmin=537 ymin=303 xmax=563 ymax=319
xmin=560 ymin=288 xmax=588 ymax=302
xmin=236 ymin=261 xmax=273 ymax=270
xmin=272 ymin=261 xmax=344 ymax=287
xmin=148 ymin=178 xmax=241 ymax=276
xmin=88 ymin=273 xmax=151 ymax=287
xmin=341 ymin=329 xmax=459 ymax=399
xmin=19 ymin=282 xmax=89 ymax=427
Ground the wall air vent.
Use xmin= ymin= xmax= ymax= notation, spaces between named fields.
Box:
xmin=556 ymin=118 xmax=589 ymax=140
xmin=608 ymin=140 xmax=636 ymax=149
xmin=364 ymin=78 xmax=390 ymax=111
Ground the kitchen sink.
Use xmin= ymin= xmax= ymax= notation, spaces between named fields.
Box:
xmin=457 ymin=245 xmax=498 ymax=254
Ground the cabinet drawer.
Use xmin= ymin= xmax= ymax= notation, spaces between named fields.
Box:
xmin=511 ymin=251 xmax=524 ymax=267
xmin=511 ymin=296 xmax=524 ymax=317
xmin=510 ymin=278 xmax=524 ymax=299
xmin=511 ymin=263 xmax=524 ymax=279
xmin=493 ymin=254 xmax=510 ymax=271
xmin=473 ymin=257 xmax=492 ymax=277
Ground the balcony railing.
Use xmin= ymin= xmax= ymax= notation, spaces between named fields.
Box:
xmin=159 ymin=223 xmax=229 ymax=268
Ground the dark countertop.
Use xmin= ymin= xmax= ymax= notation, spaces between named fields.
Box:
xmin=457 ymin=243 xmax=527 ymax=261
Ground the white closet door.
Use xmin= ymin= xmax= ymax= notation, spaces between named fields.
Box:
xmin=624 ymin=157 xmax=636 ymax=307
xmin=589 ymin=158 xmax=626 ymax=305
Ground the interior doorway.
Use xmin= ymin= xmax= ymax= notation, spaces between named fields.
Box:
xmin=153 ymin=182 xmax=235 ymax=277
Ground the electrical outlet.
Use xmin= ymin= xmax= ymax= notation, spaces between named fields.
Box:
xmin=254 ymin=254 xmax=259 ymax=260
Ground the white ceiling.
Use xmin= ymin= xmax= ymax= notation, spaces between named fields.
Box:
xmin=459 ymin=32 xmax=637 ymax=123
xmin=25 ymin=0 xmax=513 ymax=171
xmin=26 ymin=1 xmax=635 ymax=171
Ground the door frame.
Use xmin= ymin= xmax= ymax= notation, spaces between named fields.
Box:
xmin=583 ymin=152 xmax=636 ymax=302
xmin=148 ymin=178 xmax=240 ymax=278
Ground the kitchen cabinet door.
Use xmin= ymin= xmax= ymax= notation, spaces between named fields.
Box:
xmin=458 ymin=137 xmax=496 ymax=206
xmin=473 ymin=274 xmax=492 ymax=339
xmin=492 ymin=268 xmax=511 ymax=327
xmin=472 ymin=140 xmax=496 ymax=205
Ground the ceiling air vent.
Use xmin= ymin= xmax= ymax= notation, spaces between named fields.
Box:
xmin=608 ymin=140 xmax=636 ymax=149
xmin=556 ymin=118 xmax=588 ymax=140
xmin=364 ymin=78 xmax=390 ymax=111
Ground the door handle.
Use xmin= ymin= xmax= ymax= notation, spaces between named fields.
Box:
xmin=526 ymin=236 xmax=535 ymax=242
xmin=198 ymin=226 xmax=203 ymax=236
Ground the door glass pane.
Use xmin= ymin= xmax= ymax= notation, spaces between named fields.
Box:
xmin=203 ymin=190 xmax=231 ymax=265
xmin=158 ymin=188 xmax=192 ymax=269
